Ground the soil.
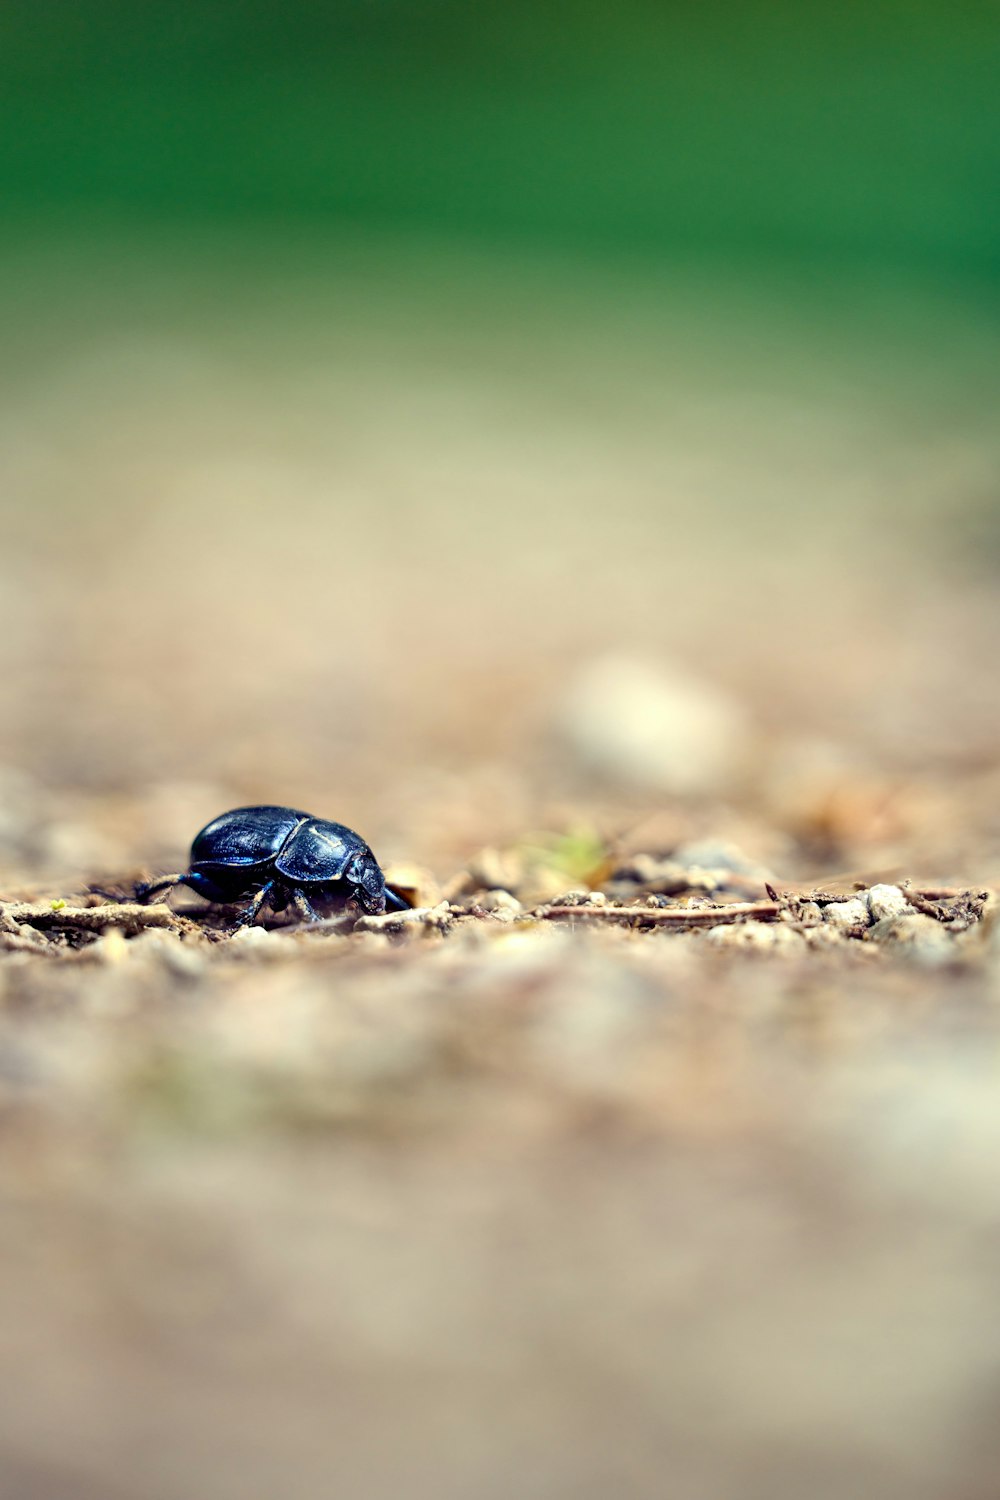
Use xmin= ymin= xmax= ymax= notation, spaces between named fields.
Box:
xmin=2 ymin=249 xmax=1000 ymax=1499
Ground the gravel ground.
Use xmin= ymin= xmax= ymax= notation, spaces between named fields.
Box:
xmin=2 ymin=803 xmax=999 ymax=1500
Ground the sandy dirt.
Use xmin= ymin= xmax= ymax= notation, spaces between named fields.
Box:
xmin=2 ymin=243 xmax=1000 ymax=1498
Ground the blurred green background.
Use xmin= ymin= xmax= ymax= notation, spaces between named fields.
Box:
xmin=1 ymin=0 xmax=999 ymax=820
xmin=2 ymin=0 xmax=998 ymax=274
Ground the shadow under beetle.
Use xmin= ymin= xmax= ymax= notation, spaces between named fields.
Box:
xmin=136 ymin=805 xmax=410 ymax=929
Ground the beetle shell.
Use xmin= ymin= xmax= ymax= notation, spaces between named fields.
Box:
xmin=191 ymin=806 xmax=309 ymax=867
xmin=273 ymin=818 xmax=362 ymax=884
xmin=138 ymin=805 xmax=405 ymax=926
xmin=190 ymin=805 xmax=388 ymax=914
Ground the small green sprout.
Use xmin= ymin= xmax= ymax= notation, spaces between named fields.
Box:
xmin=514 ymin=826 xmax=609 ymax=887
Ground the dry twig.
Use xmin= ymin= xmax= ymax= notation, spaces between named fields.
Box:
xmin=540 ymin=900 xmax=781 ymax=927
xmin=0 ymin=901 xmax=179 ymax=933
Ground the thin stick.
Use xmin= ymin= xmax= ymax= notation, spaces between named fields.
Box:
xmin=540 ymin=900 xmax=781 ymax=926
xmin=910 ymin=887 xmax=991 ymax=902
xmin=0 ymin=901 xmax=180 ymax=932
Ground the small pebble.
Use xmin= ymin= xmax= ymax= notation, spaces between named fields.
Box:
xmin=705 ymin=921 xmax=803 ymax=953
xmin=560 ymin=652 xmax=749 ymax=794
xmin=556 ymin=891 xmax=590 ymax=907
xmin=864 ymin=885 xmax=913 ymax=922
xmin=228 ymin=924 xmax=273 ymax=945
xmin=477 ymin=889 xmax=523 ymax=913
xmin=795 ymin=901 xmax=823 ymax=926
xmin=354 ymin=902 xmax=451 ymax=935
xmin=867 ymin=913 xmax=955 ymax=965
xmin=225 ymin=926 xmax=288 ymax=958
xmin=822 ymin=897 xmax=870 ymax=932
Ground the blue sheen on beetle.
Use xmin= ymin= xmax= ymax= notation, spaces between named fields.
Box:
xmin=136 ymin=805 xmax=409 ymax=929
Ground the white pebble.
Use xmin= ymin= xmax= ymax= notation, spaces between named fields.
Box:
xmin=864 ymin=885 xmax=913 ymax=922
xmin=560 ymin=653 xmax=749 ymax=795
xmin=822 ymin=898 xmax=870 ymax=931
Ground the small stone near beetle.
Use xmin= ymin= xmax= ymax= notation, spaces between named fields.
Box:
xmin=867 ymin=913 xmax=955 ymax=964
xmin=864 ymin=885 xmax=914 ymax=922
xmin=477 ymin=890 xmax=523 ymax=914
xmin=822 ymin=897 xmax=870 ymax=932
xmin=705 ymin=921 xmax=803 ymax=953
xmin=795 ymin=901 xmax=823 ymax=926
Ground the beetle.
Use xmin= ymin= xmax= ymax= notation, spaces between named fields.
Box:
xmin=135 ymin=805 xmax=409 ymax=929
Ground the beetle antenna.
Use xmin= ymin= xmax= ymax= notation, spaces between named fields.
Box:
xmin=135 ymin=873 xmax=187 ymax=904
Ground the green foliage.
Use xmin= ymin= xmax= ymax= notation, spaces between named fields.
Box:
xmin=0 ymin=1 xmax=997 ymax=278
xmin=514 ymin=827 xmax=609 ymax=888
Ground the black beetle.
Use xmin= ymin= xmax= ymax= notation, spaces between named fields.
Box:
xmin=136 ymin=805 xmax=409 ymax=929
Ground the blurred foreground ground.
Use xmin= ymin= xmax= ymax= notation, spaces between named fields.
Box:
xmin=2 ymin=234 xmax=1000 ymax=1498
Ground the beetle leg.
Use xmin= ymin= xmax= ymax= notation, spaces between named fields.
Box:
xmin=227 ymin=880 xmax=275 ymax=933
xmin=289 ymin=888 xmax=323 ymax=923
xmin=384 ymin=885 xmax=412 ymax=912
